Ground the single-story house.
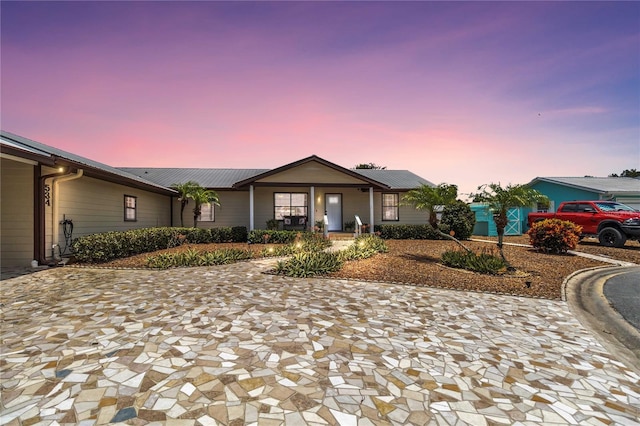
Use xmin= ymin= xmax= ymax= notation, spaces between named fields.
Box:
xmin=470 ymin=177 xmax=640 ymax=237
xmin=1 ymin=131 xmax=176 ymax=267
xmin=1 ymin=130 xmax=434 ymax=267
xmin=528 ymin=177 xmax=640 ymax=212
xmin=470 ymin=204 xmax=527 ymax=237
xmin=120 ymin=157 xmax=433 ymax=234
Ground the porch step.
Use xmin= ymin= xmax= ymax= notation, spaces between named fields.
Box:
xmin=328 ymin=232 xmax=356 ymax=241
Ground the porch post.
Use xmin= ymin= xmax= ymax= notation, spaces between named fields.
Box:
xmin=369 ymin=187 xmax=374 ymax=234
xmin=249 ymin=185 xmax=254 ymax=231
xmin=310 ymin=186 xmax=315 ymax=231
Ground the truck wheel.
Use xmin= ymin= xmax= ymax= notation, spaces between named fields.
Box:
xmin=598 ymin=228 xmax=627 ymax=248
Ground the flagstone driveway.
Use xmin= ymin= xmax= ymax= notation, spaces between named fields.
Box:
xmin=1 ymin=259 xmax=639 ymax=425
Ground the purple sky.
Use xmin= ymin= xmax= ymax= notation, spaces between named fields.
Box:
xmin=2 ymin=1 xmax=639 ymax=198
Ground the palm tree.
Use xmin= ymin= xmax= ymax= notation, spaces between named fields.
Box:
xmin=190 ymin=187 xmax=220 ymax=228
xmin=402 ymin=183 xmax=471 ymax=252
xmin=172 ymin=181 xmax=199 ymax=227
xmin=471 ymin=182 xmax=548 ymax=261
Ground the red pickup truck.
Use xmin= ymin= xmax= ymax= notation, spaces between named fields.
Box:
xmin=527 ymin=201 xmax=640 ymax=248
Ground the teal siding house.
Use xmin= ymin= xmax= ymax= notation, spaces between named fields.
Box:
xmin=470 ymin=176 xmax=639 ymax=237
xmin=528 ymin=177 xmax=640 ymax=212
xmin=470 ymin=203 xmax=527 ymax=236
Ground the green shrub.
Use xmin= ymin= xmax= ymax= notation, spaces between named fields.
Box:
xmin=441 ymin=201 xmax=475 ymax=240
xmin=230 ymin=226 xmax=248 ymax=242
xmin=339 ymin=234 xmax=388 ymax=261
xmin=527 ymin=219 xmax=581 ymax=253
xmin=209 ymin=227 xmax=232 ymax=243
xmin=146 ymin=247 xmax=253 ymax=269
xmin=248 ymin=230 xmax=312 ymax=244
xmin=274 ymin=251 xmax=343 ymax=277
xmin=72 ymin=226 xmax=247 ymax=263
xmin=374 ymin=224 xmax=443 ymax=240
xmin=441 ymin=248 xmax=506 ymax=274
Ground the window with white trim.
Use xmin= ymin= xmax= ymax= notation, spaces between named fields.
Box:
xmin=199 ymin=203 xmax=215 ymax=222
xmin=274 ymin=192 xmax=308 ymax=220
xmin=382 ymin=193 xmax=399 ymax=221
xmin=124 ymin=195 xmax=137 ymax=221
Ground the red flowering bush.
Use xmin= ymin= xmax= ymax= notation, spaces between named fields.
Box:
xmin=527 ymin=219 xmax=582 ymax=253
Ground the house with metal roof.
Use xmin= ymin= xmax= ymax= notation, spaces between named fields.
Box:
xmin=2 ymin=130 xmax=433 ymax=267
xmin=121 ymin=155 xmax=433 ymax=234
xmin=528 ymin=176 xmax=640 ymax=212
xmin=1 ymin=131 xmax=177 ymax=267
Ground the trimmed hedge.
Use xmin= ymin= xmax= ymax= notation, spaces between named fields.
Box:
xmin=374 ymin=224 xmax=446 ymax=240
xmin=72 ymin=226 xmax=247 ymax=263
xmin=248 ymin=230 xmax=319 ymax=244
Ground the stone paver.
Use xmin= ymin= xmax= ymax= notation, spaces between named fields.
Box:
xmin=1 ymin=260 xmax=639 ymax=425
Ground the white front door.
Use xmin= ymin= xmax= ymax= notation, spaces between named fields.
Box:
xmin=325 ymin=193 xmax=342 ymax=232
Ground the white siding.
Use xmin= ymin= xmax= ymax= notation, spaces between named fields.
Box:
xmin=1 ymin=158 xmax=35 ymax=267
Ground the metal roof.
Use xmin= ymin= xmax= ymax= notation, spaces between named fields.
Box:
xmin=118 ymin=167 xmax=432 ymax=190
xmin=1 ymin=131 xmax=175 ymax=194
xmin=2 ymin=130 xmax=432 ymax=192
xmin=530 ymin=177 xmax=640 ymax=195
xmin=353 ymin=169 xmax=434 ymax=190
xmin=119 ymin=168 xmax=269 ymax=189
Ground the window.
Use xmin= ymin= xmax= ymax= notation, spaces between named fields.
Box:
xmin=274 ymin=192 xmax=307 ymax=220
xmin=382 ymin=193 xmax=399 ymax=221
xmin=124 ymin=195 xmax=137 ymax=221
xmin=199 ymin=203 xmax=215 ymax=222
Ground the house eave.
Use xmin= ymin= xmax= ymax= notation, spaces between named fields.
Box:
xmin=232 ymin=155 xmax=391 ymax=190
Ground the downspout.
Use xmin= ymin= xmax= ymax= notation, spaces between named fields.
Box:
xmin=37 ymin=167 xmax=69 ymax=264
xmin=51 ymin=169 xmax=83 ymax=259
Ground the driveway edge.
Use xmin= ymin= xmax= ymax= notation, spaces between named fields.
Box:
xmin=563 ymin=266 xmax=640 ymax=373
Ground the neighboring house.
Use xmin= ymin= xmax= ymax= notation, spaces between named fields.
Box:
xmin=528 ymin=177 xmax=640 ymax=212
xmin=1 ymin=131 xmax=176 ymax=268
xmin=470 ymin=204 xmax=527 ymax=237
xmin=1 ymin=131 xmax=434 ymax=267
xmin=120 ymin=155 xmax=434 ymax=233
xmin=470 ymin=177 xmax=640 ymax=237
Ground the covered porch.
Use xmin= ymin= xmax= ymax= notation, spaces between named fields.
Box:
xmin=232 ymin=156 xmax=391 ymax=233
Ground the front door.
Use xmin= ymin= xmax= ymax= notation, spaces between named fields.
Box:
xmin=325 ymin=193 xmax=343 ymax=232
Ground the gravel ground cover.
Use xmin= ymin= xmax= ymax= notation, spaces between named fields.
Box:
xmin=74 ymin=236 xmax=640 ymax=301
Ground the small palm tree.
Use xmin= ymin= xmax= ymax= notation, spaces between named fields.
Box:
xmin=172 ymin=181 xmax=199 ymax=227
xmin=190 ymin=187 xmax=220 ymax=228
xmin=471 ymin=183 xmax=548 ymax=262
xmin=402 ymin=183 xmax=471 ymax=252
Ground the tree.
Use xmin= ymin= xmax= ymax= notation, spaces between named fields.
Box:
xmin=402 ymin=183 xmax=471 ymax=251
xmin=355 ymin=162 xmax=386 ymax=169
xmin=609 ymin=169 xmax=640 ymax=178
xmin=190 ymin=187 xmax=220 ymax=228
xmin=470 ymin=183 xmax=548 ymax=263
xmin=172 ymin=181 xmax=199 ymax=227
xmin=441 ymin=200 xmax=476 ymax=240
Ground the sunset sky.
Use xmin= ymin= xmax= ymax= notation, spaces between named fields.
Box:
xmin=2 ymin=1 xmax=638 ymax=198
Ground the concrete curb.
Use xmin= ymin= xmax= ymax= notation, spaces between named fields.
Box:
xmin=563 ymin=266 xmax=640 ymax=373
